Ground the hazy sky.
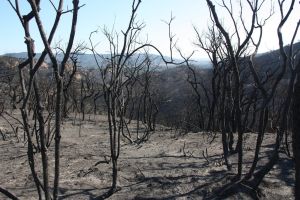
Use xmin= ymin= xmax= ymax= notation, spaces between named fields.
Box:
xmin=0 ymin=0 xmax=299 ymax=59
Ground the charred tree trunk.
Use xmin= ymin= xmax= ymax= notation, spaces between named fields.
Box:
xmin=246 ymin=107 xmax=269 ymax=178
xmin=63 ymin=90 xmax=69 ymax=118
xmin=53 ymin=77 xmax=62 ymax=200
xmin=207 ymin=68 xmax=220 ymax=131
xmin=0 ymin=186 xmax=20 ymax=200
xmin=33 ymin=80 xmax=51 ymax=200
xmin=293 ymin=73 xmax=300 ymax=199
xmin=220 ymin=65 xmax=231 ymax=170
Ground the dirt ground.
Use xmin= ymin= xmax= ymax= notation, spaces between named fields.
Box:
xmin=0 ymin=112 xmax=295 ymax=200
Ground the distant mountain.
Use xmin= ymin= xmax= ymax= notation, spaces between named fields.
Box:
xmin=4 ymin=52 xmax=103 ymax=68
xmin=254 ymin=42 xmax=300 ymax=78
xmin=4 ymin=52 xmax=28 ymax=59
xmin=3 ymin=52 xmax=211 ymax=69
xmin=4 ymin=42 xmax=300 ymax=70
xmin=257 ymin=42 xmax=300 ymax=58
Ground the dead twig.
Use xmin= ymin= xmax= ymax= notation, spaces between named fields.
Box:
xmin=202 ymin=148 xmax=210 ymax=164
xmin=94 ymin=155 xmax=111 ymax=166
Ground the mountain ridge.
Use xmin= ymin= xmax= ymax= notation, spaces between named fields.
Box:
xmin=3 ymin=42 xmax=299 ymax=69
xmin=2 ymin=52 xmax=212 ymax=69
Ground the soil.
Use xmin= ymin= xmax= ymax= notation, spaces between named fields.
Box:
xmin=0 ymin=112 xmax=295 ymax=200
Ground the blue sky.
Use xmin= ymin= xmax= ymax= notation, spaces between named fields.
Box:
xmin=0 ymin=0 xmax=299 ymax=59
